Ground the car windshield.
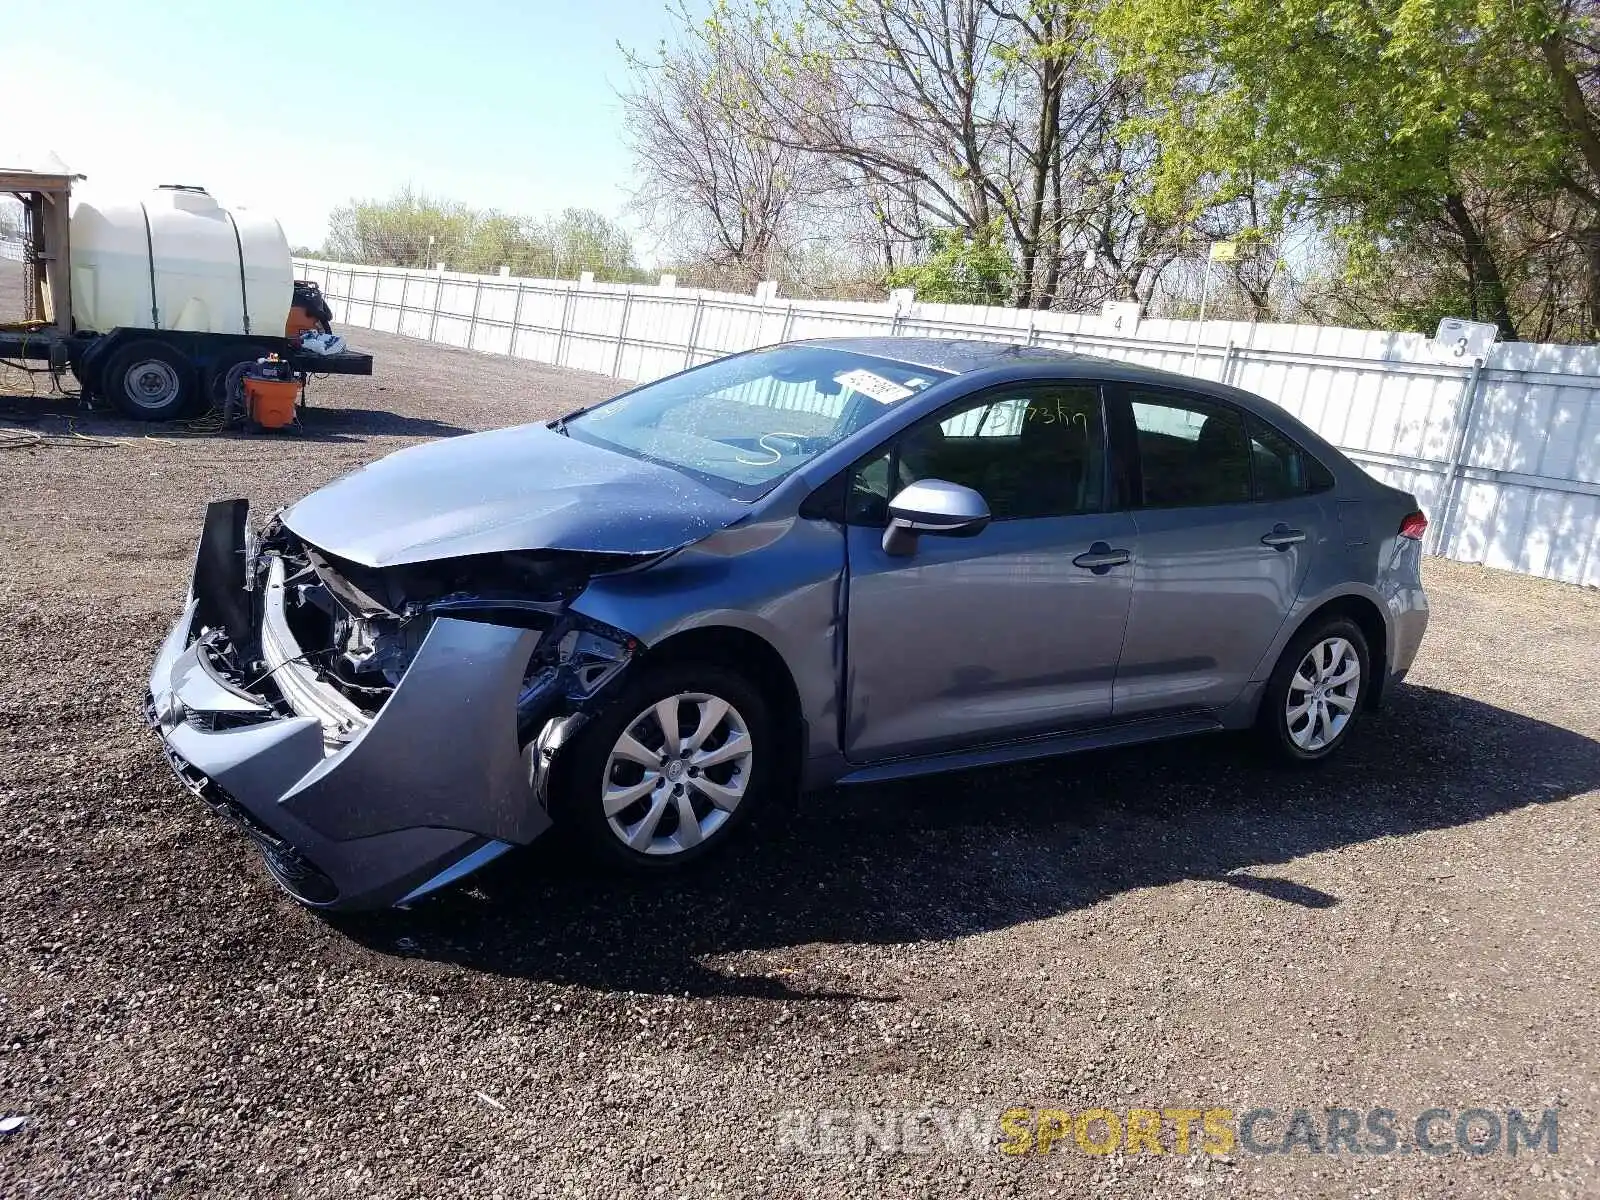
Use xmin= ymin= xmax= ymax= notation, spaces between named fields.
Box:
xmin=561 ymin=345 xmax=948 ymax=499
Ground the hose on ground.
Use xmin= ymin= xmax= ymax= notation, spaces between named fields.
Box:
xmin=0 ymin=411 xmax=120 ymax=451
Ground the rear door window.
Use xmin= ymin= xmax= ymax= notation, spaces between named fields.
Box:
xmin=1247 ymin=414 xmax=1307 ymax=500
xmin=1125 ymin=390 xmax=1252 ymax=508
xmin=1246 ymin=414 xmax=1338 ymax=499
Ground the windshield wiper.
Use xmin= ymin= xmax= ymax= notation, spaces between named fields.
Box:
xmin=549 ymin=406 xmax=591 ymax=436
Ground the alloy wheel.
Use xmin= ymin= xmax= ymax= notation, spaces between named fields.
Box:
xmin=1285 ymin=636 xmax=1361 ymax=752
xmin=600 ymin=691 xmax=754 ymax=855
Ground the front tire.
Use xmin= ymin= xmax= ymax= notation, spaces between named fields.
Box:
xmin=551 ymin=662 xmax=777 ymax=872
xmin=1258 ymin=617 xmax=1370 ymax=764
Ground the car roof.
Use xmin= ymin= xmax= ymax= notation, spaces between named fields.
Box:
xmin=802 ymin=335 xmax=1211 ymax=391
xmin=802 ymin=336 xmax=1086 ymax=375
xmin=797 ymin=335 xmax=1352 ymax=470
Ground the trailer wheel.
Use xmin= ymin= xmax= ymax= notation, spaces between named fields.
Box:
xmin=104 ymin=340 xmax=198 ymax=421
xmin=204 ymin=345 xmax=273 ymax=414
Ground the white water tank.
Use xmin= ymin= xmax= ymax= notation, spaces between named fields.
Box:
xmin=69 ymin=185 xmax=292 ymax=336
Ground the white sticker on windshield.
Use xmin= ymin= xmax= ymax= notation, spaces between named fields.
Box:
xmin=835 ymin=368 xmax=913 ymax=404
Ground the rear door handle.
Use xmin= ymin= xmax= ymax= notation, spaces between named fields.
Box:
xmin=1072 ymin=542 xmax=1132 ymax=573
xmin=1261 ymin=524 xmax=1307 ymax=549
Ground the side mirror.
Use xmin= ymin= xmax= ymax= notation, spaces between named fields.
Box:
xmin=882 ymin=479 xmax=991 ymax=556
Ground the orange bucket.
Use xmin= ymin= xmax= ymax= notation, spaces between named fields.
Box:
xmin=244 ymin=377 xmax=301 ymax=429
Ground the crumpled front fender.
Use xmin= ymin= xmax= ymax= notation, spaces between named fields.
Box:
xmin=277 ymin=618 xmax=548 ymax=844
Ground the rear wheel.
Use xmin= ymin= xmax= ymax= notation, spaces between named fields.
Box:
xmin=204 ymin=344 xmax=274 ymax=413
xmin=1257 ymin=616 xmax=1370 ymax=763
xmin=103 ymin=340 xmax=197 ymax=421
xmin=551 ymin=662 xmax=775 ymax=872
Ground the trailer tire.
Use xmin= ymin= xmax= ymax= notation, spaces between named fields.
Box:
xmin=104 ymin=340 xmax=198 ymax=421
xmin=204 ymin=345 xmax=274 ymax=414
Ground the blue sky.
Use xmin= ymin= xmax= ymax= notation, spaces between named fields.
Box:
xmin=2 ymin=0 xmax=678 ymax=255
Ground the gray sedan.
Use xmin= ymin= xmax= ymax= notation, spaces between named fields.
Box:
xmin=145 ymin=338 xmax=1429 ymax=909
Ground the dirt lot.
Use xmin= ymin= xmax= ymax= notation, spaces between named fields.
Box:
xmin=1 ymin=277 xmax=1598 ymax=1197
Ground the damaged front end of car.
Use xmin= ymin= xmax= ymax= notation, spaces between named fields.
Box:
xmin=144 ymin=499 xmax=649 ymax=911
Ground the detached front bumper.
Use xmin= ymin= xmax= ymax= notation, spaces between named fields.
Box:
xmin=145 ymin=501 xmax=562 ymax=911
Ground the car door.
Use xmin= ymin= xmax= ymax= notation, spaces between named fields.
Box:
xmin=1109 ymin=385 xmax=1332 ymax=717
xmin=842 ymin=381 xmax=1138 ymax=761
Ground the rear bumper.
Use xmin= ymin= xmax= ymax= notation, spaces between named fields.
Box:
xmin=1389 ymin=589 xmax=1429 ymax=682
xmin=1381 ymin=538 xmax=1430 ymax=700
xmin=144 ymin=502 xmax=553 ymax=911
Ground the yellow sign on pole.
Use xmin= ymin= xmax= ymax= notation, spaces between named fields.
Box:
xmin=1209 ymin=241 xmax=1238 ymax=262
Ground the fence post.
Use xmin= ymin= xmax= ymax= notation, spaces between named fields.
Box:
xmin=683 ymin=294 xmax=706 ymax=370
xmin=555 ymin=284 xmax=576 ymax=367
xmin=465 ymin=277 xmax=484 ymax=352
xmin=779 ymin=300 xmax=795 ymax=343
xmin=511 ymin=282 xmax=526 ymax=356
xmin=428 ymin=267 xmax=445 ymax=342
xmin=1025 ymin=309 xmax=1038 ymax=346
xmin=1432 ymin=356 xmax=1486 ymax=556
xmin=612 ymin=287 xmax=634 ymax=377
xmin=887 ymin=287 xmax=915 ymax=335
xmin=1219 ymin=338 xmax=1236 ymax=384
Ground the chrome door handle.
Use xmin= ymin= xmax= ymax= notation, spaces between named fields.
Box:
xmin=1261 ymin=525 xmax=1307 ymax=549
xmin=1072 ymin=542 xmax=1132 ymax=573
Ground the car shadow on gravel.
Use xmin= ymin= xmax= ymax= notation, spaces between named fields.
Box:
xmin=331 ymin=683 xmax=1600 ymax=1000
xmin=283 ymin=406 xmax=475 ymax=441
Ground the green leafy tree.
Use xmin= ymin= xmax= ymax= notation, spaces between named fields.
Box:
xmin=545 ymin=208 xmax=638 ymax=278
xmin=324 ymin=187 xmax=474 ymax=269
xmin=1097 ymin=0 xmax=1600 ymax=339
xmin=322 ymin=190 xmax=644 ymax=281
xmin=886 ymin=221 xmax=1017 ymax=304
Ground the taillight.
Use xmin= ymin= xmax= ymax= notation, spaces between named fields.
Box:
xmin=1399 ymin=511 xmax=1428 ymax=540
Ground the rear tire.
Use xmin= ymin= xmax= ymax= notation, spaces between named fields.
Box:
xmin=103 ymin=339 xmax=197 ymax=421
xmin=550 ymin=662 xmax=777 ymax=873
xmin=204 ymin=344 xmax=274 ymax=413
xmin=1257 ymin=616 xmax=1370 ymax=764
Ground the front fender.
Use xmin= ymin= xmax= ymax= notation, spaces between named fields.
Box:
xmin=570 ymin=515 xmax=846 ymax=766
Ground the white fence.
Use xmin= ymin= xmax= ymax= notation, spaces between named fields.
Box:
xmin=294 ymin=258 xmax=1600 ymax=588
xmin=0 ymin=238 xmax=22 ymax=262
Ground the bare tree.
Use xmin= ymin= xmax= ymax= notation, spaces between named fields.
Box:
xmin=696 ymin=0 xmax=1042 ymax=301
xmin=658 ymin=0 xmax=1191 ymax=308
xmin=622 ymin=0 xmax=1293 ymax=313
xmin=621 ymin=7 xmax=821 ymax=286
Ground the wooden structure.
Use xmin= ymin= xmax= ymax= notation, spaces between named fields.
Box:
xmin=1 ymin=151 xmax=80 ymax=338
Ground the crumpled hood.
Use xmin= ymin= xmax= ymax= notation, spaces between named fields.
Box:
xmin=282 ymin=424 xmax=746 ymax=567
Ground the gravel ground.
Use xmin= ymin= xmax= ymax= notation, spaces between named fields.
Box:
xmin=2 ymin=266 xmax=1598 ymax=1197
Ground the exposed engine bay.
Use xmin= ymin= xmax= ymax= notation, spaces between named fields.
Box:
xmin=184 ymin=506 xmax=652 ymax=743
xmin=263 ymin=518 xmax=642 ymax=722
